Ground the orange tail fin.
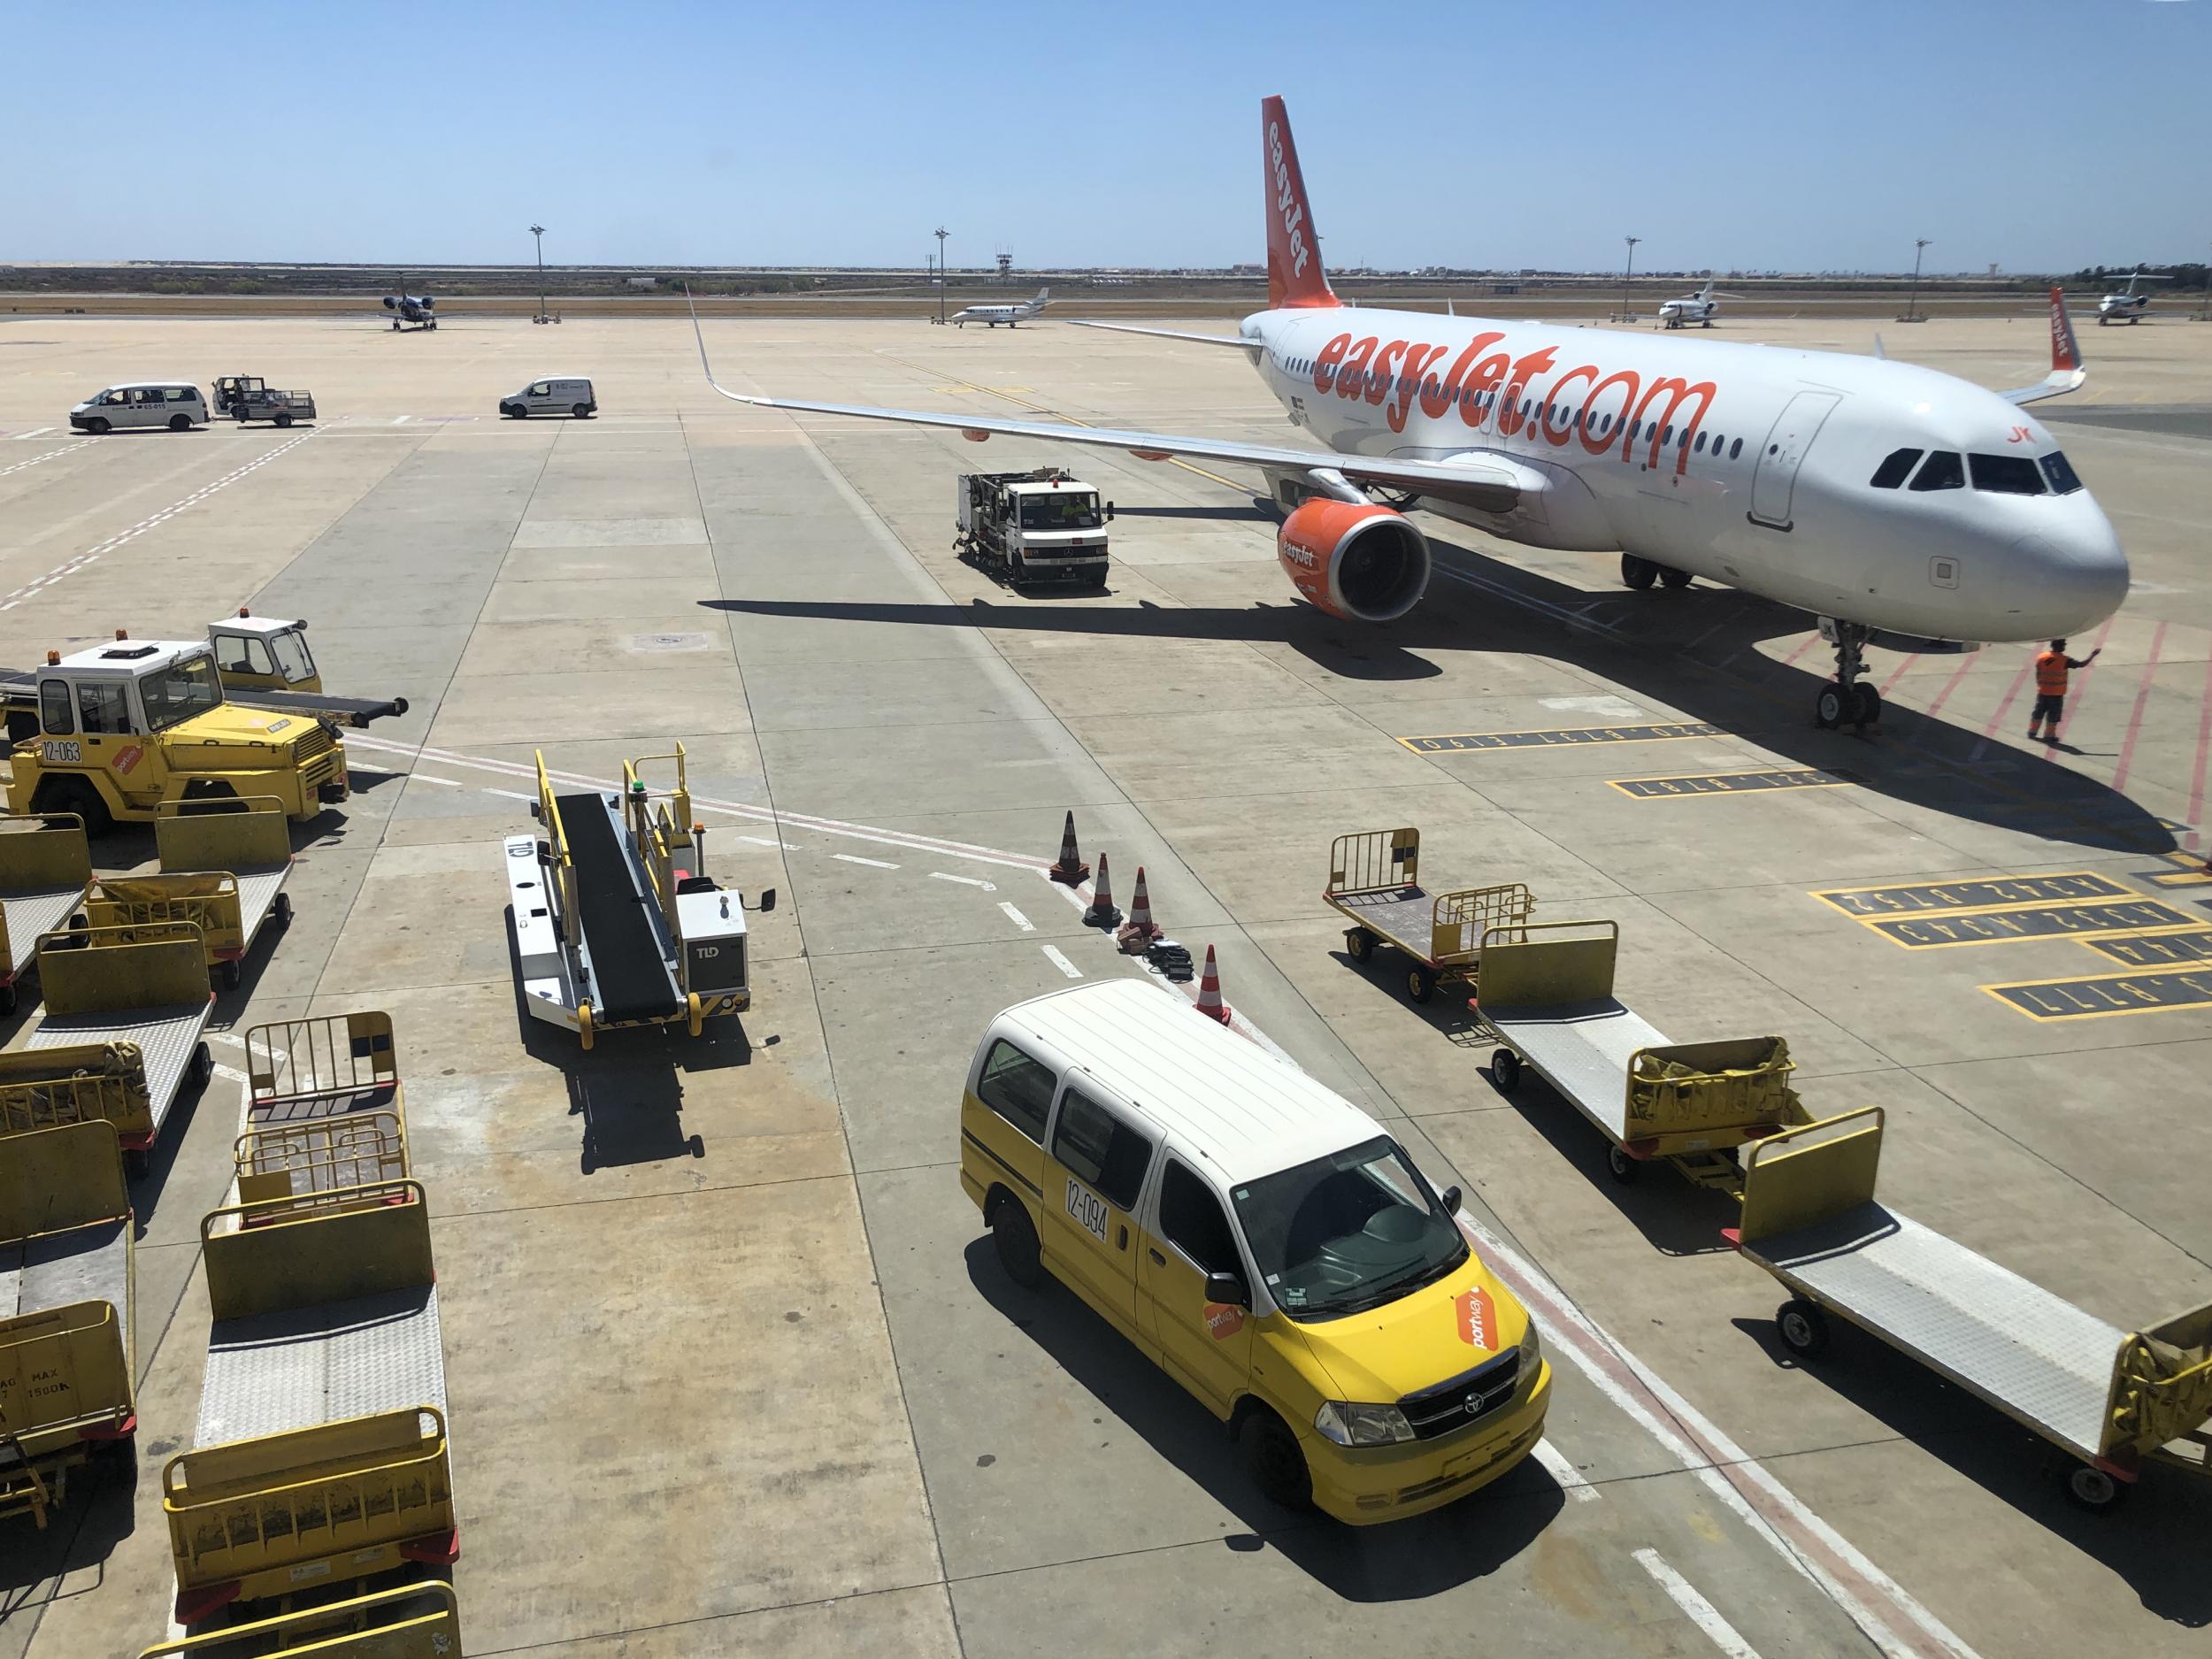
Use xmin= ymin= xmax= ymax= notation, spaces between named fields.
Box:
xmin=1263 ymin=96 xmax=1340 ymax=311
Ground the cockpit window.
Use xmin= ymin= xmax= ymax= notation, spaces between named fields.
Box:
xmin=1869 ymin=447 xmax=1924 ymax=489
xmin=2040 ymin=452 xmax=2084 ymax=495
xmin=1969 ymin=454 xmax=2047 ymax=496
xmin=1908 ymin=450 xmax=1965 ymax=492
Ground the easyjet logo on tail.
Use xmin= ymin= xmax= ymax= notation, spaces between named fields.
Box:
xmin=1268 ymin=122 xmax=1309 ymax=280
xmin=1262 ymin=98 xmax=1338 ymax=310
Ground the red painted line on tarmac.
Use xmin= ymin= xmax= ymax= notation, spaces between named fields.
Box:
xmin=2187 ymin=649 xmax=2212 ymax=848
xmin=1978 ymin=656 xmax=2037 ymax=739
xmin=1918 ymin=651 xmax=1978 ymax=722
xmin=1778 ymin=634 xmax=1821 ymax=671
xmin=2050 ymin=616 xmax=2116 ymax=745
xmin=2108 ymin=621 xmax=2167 ymax=795
xmin=1878 ymin=653 xmax=1922 ymax=696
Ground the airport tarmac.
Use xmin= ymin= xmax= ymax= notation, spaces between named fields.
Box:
xmin=1 ymin=307 xmax=2208 ymax=1658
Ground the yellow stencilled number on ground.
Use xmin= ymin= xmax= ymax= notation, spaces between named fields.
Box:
xmin=1065 ymin=1179 xmax=1109 ymax=1241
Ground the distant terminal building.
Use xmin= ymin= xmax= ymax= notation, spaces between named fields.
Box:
xmin=626 ymin=277 xmax=658 ymax=290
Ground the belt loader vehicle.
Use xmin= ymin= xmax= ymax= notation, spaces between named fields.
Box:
xmin=1 ymin=1119 xmax=136 ymax=1528
xmin=1730 ymin=1108 xmax=2212 ymax=1511
xmin=956 ymin=467 xmax=1112 ymax=588
xmin=1468 ymin=919 xmax=1810 ymax=1187
xmin=84 ymin=796 xmax=295 ymax=989
xmin=0 ymin=812 xmax=92 ymax=1014
xmin=0 ymin=922 xmax=216 ymax=1172
xmin=2 ymin=635 xmax=348 ymax=836
xmin=1325 ymin=826 xmax=1536 ymax=1004
xmin=510 ymin=743 xmax=771 ymax=1049
xmin=165 ymin=1171 xmax=457 ymax=1626
xmin=203 ymin=611 xmax=409 ymax=728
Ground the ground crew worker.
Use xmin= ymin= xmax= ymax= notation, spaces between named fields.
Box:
xmin=2026 ymin=638 xmax=2099 ymax=743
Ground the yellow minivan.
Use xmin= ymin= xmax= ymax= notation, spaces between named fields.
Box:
xmin=960 ymin=978 xmax=1551 ymax=1523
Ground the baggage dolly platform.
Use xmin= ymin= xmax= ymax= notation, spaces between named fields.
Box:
xmin=1729 ymin=1107 xmax=2212 ymax=1510
xmin=1324 ymin=826 xmax=1533 ymax=1003
xmin=1471 ymin=919 xmax=1808 ymax=1187
xmin=0 ymin=813 xmax=91 ymax=1015
xmin=82 ymin=797 xmax=295 ymax=990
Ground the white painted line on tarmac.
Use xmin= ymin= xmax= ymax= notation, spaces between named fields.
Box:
xmin=931 ymin=871 xmax=998 ymax=890
xmin=206 ymin=1031 xmax=245 ymax=1049
xmin=738 ymin=834 xmax=801 ymax=849
xmin=1634 ymin=1549 xmax=1763 ymax=1658
xmin=480 ymin=788 xmax=537 ymax=803
xmin=1041 ymin=945 xmax=1082 ymax=979
xmin=211 ymin=1063 xmax=252 ymax=1089
xmin=833 ymin=853 xmax=900 ymax=869
xmin=410 ymin=773 xmax=464 ymax=787
xmin=1532 ymin=1439 xmax=1600 ymax=1502
xmin=12 ymin=426 xmax=55 ymax=440
xmin=998 ymin=901 xmax=1035 ymax=932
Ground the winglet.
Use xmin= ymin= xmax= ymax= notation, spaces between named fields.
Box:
xmin=1871 ymin=333 xmax=1887 ymax=361
xmin=2001 ymin=288 xmax=2087 ymax=406
xmin=686 ymin=284 xmax=770 ymax=408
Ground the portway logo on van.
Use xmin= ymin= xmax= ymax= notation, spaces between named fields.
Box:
xmin=1455 ymin=1286 xmax=1498 ymax=1350
xmin=1204 ymin=1301 xmax=1246 ymax=1341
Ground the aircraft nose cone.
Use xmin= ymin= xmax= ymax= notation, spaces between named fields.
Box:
xmin=2011 ymin=517 xmax=2130 ymax=637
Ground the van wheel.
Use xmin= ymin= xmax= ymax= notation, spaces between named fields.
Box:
xmin=87 ymin=417 xmax=110 ymax=435
xmin=513 ymin=404 xmax=528 ymax=418
xmin=989 ymin=1194 xmax=1044 ymax=1289
xmin=572 ymin=403 xmax=590 ymax=419
xmin=275 ymin=412 xmax=293 ymax=428
xmin=169 ymin=413 xmax=191 ymax=432
xmin=1239 ymin=1409 xmax=1314 ymax=1511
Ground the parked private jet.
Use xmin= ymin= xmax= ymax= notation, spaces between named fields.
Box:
xmin=949 ymin=288 xmax=1050 ymax=328
xmin=693 ymin=98 xmax=2125 ymax=733
xmin=382 ymin=281 xmax=438 ymax=331
xmin=1659 ymin=280 xmax=1733 ymax=329
xmin=2096 ymin=271 xmax=2168 ymax=325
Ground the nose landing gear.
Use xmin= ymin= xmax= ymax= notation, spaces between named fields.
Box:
xmin=1815 ymin=620 xmax=1881 ymax=731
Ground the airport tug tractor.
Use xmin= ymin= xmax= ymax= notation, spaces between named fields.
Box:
xmin=508 ymin=742 xmax=772 ymax=1048
xmin=2 ymin=634 xmax=347 ymax=835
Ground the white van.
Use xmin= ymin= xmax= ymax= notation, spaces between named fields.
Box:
xmin=69 ymin=382 xmax=209 ymax=434
xmin=960 ymin=978 xmax=1551 ymax=1523
xmin=497 ymin=377 xmax=596 ymax=419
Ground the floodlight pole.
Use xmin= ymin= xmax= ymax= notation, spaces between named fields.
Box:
xmin=1621 ymin=236 xmax=1640 ymax=323
xmin=935 ymin=227 xmax=949 ymax=325
xmin=529 ymin=224 xmax=547 ymax=323
xmin=1906 ymin=238 xmax=1931 ymax=323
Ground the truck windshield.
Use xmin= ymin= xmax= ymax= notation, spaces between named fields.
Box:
xmin=141 ymin=654 xmax=224 ymax=732
xmin=271 ymin=629 xmax=314 ymax=683
xmin=1019 ymin=492 xmax=1101 ymax=531
xmin=1229 ymin=1135 xmax=1467 ymax=1321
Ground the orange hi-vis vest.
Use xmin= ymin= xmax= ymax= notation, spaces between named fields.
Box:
xmin=2036 ymin=650 xmax=2070 ymax=696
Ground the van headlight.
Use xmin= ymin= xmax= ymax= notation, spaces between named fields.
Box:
xmin=1314 ymin=1402 xmax=1415 ymax=1447
xmin=1518 ymin=1323 xmax=1542 ymax=1371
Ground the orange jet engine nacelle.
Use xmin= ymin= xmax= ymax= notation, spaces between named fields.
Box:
xmin=1275 ymin=498 xmax=1432 ymax=623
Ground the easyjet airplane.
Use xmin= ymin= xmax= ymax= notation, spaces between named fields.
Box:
xmin=695 ymin=96 xmax=2127 ymax=730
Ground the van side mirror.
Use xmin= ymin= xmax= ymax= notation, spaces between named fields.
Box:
xmin=1203 ymin=1270 xmax=1249 ymax=1310
xmin=1437 ymin=1185 xmax=1463 ymax=1216
xmin=755 ymin=887 xmax=777 ymax=914
xmin=1104 ymin=502 xmax=1116 ymax=520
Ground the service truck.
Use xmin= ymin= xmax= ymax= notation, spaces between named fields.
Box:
xmin=209 ymin=376 xmax=315 ymax=427
xmin=1 ymin=636 xmax=348 ymax=834
xmin=956 ymin=468 xmax=1112 ymax=588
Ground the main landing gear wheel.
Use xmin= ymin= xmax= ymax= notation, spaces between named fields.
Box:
xmin=1660 ymin=565 xmax=1693 ymax=589
xmin=1621 ymin=554 xmax=1658 ymax=590
xmin=1776 ymin=1298 xmax=1830 ymax=1358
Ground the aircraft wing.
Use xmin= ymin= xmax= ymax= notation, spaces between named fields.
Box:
xmin=2002 ymin=287 xmax=2088 ymax=406
xmin=689 ymin=296 xmax=1533 ymax=510
xmin=1067 ymin=320 xmax=1265 ymax=352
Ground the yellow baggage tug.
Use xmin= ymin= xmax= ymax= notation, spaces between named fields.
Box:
xmin=509 ymin=744 xmax=769 ymax=1048
xmin=1730 ymin=1108 xmax=2212 ymax=1510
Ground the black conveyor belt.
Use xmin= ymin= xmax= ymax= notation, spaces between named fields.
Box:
xmin=557 ymin=793 xmax=679 ymax=1023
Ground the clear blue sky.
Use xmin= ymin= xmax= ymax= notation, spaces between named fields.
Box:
xmin=8 ymin=1 xmax=2204 ymax=273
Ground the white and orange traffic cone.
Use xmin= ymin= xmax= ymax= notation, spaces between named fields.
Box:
xmin=1194 ymin=945 xmax=1231 ymax=1024
xmin=1049 ymin=810 xmax=1090 ymax=886
xmin=1085 ymin=851 xmax=1122 ymax=927
xmin=1116 ymin=865 xmax=1162 ymax=951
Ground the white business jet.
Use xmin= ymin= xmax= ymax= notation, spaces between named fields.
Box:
xmin=949 ymin=288 xmax=1051 ymax=328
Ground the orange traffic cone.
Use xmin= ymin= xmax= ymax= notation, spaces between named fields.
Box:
xmin=1085 ymin=851 xmax=1122 ymax=927
xmin=1116 ymin=866 xmax=1162 ymax=951
xmin=1049 ymin=810 xmax=1089 ymax=886
xmin=1194 ymin=945 xmax=1231 ymax=1024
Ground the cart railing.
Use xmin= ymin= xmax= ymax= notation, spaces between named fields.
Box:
xmin=1430 ymin=883 xmax=1536 ymax=964
xmin=1625 ymin=1035 xmax=1808 ymax=1139
xmin=0 ymin=1042 xmax=153 ymax=1143
xmin=1327 ymin=827 xmax=1419 ymax=897
xmin=36 ymin=922 xmax=210 ymax=1018
xmin=155 ymin=795 xmax=292 ymax=879
xmin=134 ymin=1580 xmax=460 ymax=1658
xmin=202 ymin=1180 xmax=432 ymax=1322
xmin=0 ymin=1299 xmax=132 ymax=1458
xmin=625 ymin=742 xmax=695 ymax=949
xmin=533 ymin=750 xmax=580 ymax=947
xmin=0 ymin=810 xmax=92 ymax=892
xmin=244 ymin=1010 xmax=396 ymax=1110
xmin=235 ymin=1112 xmax=409 ymax=1213
xmin=1474 ymin=918 xmax=1620 ymax=1010
xmin=163 ymin=1407 xmax=454 ymax=1607
xmin=2107 ymin=1302 xmax=2212 ymax=1467
xmin=1734 ymin=1106 xmax=1886 ymax=1248
xmin=0 ymin=1118 xmax=128 ymax=1240
xmin=85 ymin=872 xmax=243 ymax=962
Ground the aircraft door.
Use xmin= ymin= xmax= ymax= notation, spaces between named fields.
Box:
xmin=1747 ymin=390 xmax=1842 ymax=532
